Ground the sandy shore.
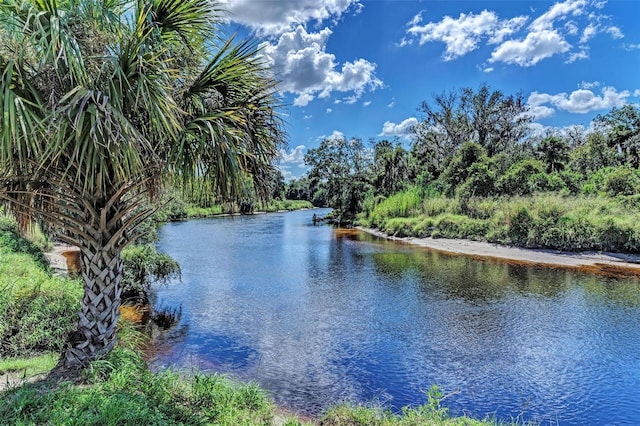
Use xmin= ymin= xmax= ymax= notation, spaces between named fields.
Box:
xmin=357 ymin=227 xmax=640 ymax=277
xmin=44 ymin=244 xmax=80 ymax=275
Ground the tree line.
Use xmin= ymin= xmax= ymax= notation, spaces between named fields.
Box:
xmin=287 ymin=84 xmax=640 ymax=222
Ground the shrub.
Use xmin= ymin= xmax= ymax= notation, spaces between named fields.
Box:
xmin=497 ymin=159 xmax=545 ymax=196
xmin=121 ymin=244 xmax=180 ymax=304
xmin=603 ymin=167 xmax=640 ymax=196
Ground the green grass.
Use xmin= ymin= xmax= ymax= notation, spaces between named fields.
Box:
xmin=0 ymin=348 xmax=287 ymax=426
xmin=0 ymin=237 xmax=82 ymax=358
xmin=0 ymin=352 xmax=58 ymax=376
xmin=0 ymin=348 xmax=519 ymax=426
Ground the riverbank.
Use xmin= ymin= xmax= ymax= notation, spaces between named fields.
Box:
xmin=358 ymin=226 xmax=640 ymax=277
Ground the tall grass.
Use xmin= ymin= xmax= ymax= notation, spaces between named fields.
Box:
xmin=365 ymin=190 xmax=640 ymax=252
xmin=0 ymin=237 xmax=82 ymax=358
xmin=0 ymin=347 xmax=281 ymax=425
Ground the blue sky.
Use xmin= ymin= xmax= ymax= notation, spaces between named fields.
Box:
xmin=220 ymin=0 xmax=640 ymax=179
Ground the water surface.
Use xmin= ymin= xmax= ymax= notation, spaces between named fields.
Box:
xmin=152 ymin=209 xmax=640 ymax=425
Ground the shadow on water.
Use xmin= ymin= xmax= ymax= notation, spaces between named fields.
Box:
xmin=151 ymin=210 xmax=640 ymax=425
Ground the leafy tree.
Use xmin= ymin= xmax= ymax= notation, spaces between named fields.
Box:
xmin=372 ymin=140 xmax=411 ymax=197
xmin=0 ymin=0 xmax=284 ymax=366
xmin=304 ymin=136 xmax=371 ymax=223
xmin=603 ymin=166 xmax=640 ymax=196
xmin=440 ymin=142 xmax=487 ymax=194
xmin=456 ymin=162 xmax=495 ymax=199
xmin=596 ymin=104 xmax=640 ymax=167
xmin=536 ymin=136 xmax=570 ymax=173
xmin=497 ymin=159 xmax=546 ymax=195
xmin=413 ymin=83 xmax=531 ymax=166
xmin=569 ymin=131 xmax=619 ymax=174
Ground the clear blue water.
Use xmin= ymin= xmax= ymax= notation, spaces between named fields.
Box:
xmin=152 ymin=209 xmax=640 ymax=425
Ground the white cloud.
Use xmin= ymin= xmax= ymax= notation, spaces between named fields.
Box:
xmin=606 ymin=26 xmax=623 ymax=39
xmin=529 ymin=0 xmax=588 ymax=31
xmin=580 ymin=23 xmax=597 ymax=43
xmin=363 ymin=101 xmax=371 ymax=107
xmin=634 ymin=89 xmax=640 ymax=97
xmin=379 ymin=117 xmax=419 ymax=138
xmin=220 ymin=0 xmax=361 ymax=36
xmin=259 ymin=26 xmax=382 ymax=106
xmin=566 ymin=46 xmax=589 ymax=63
xmin=528 ymin=86 xmax=631 ymax=118
xmin=564 ymin=21 xmax=579 ymax=35
xmin=624 ymin=43 xmax=640 ymax=51
xmin=278 ymin=145 xmax=306 ymax=164
xmin=579 ymin=81 xmax=601 ymax=90
xmin=387 ymin=100 xmax=395 ymax=108
xmin=483 ymin=67 xmax=494 ymax=73
xmin=404 ymin=0 xmax=625 ymax=68
xmin=326 ymin=108 xmax=333 ymax=113
xmin=405 ymin=10 xmax=527 ymax=61
xmin=490 ymin=29 xmax=571 ymax=66
xmin=319 ymin=130 xmax=345 ymax=143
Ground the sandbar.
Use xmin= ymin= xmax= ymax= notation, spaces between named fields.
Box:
xmin=357 ymin=227 xmax=640 ymax=277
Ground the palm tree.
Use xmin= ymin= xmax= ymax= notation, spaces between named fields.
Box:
xmin=0 ymin=0 xmax=285 ymax=367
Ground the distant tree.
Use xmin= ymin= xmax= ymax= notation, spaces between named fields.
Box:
xmin=596 ymin=105 xmax=640 ymax=167
xmin=457 ymin=162 xmax=496 ymax=199
xmin=569 ymin=132 xmax=619 ymax=174
xmin=304 ymin=136 xmax=372 ymax=223
xmin=460 ymin=84 xmax=532 ymax=156
xmin=413 ymin=83 xmax=531 ymax=167
xmin=440 ymin=142 xmax=487 ymax=194
xmin=536 ymin=136 xmax=570 ymax=173
xmin=372 ymin=140 xmax=411 ymax=197
xmin=497 ymin=159 xmax=546 ymax=196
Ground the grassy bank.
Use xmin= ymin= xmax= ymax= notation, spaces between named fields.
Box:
xmin=0 ymin=216 xmax=82 ymax=359
xmin=1 ymin=347 xmax=515 ymax=426
xmin=361 ymin=189 xmax=640 ymax=252
xmin=186 ymin=199 xmax=314 ymax=219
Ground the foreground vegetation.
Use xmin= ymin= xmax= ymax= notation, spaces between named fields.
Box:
xmin=2 ymin=347 xmax=516 ymax=426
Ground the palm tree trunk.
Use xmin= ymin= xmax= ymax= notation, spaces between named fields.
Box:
xmin=64 ymin=241 xmax=123 ymax=368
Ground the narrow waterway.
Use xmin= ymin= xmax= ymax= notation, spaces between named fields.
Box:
xmin=152 ymin=209 xmax=640 ymax=425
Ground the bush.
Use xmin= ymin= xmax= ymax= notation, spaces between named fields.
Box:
xmin=497 ymin=159 xmax=545 ymax=196
xmin=121 ymin=244 xmax=180 ymax=304
xmin=456 ymin=162 xmax=495 ymax=198
xmin=603 ymin=167 xmax=640 ymax=196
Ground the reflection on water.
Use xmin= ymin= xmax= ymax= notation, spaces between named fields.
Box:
xmin=152 ymin=209 xmax=640 ymax=425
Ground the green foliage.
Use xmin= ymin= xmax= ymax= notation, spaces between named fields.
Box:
xmin=0 ymin=352 xmax=58 ymax=376
xmin=0 ymin=348 xmax=277 ymax=425
xmin=0 ymin=214 xmax=49 ymax=270
xmin=456 ymin=162 xmax=496 ymax=198
xmin=580 ymin=166 xmax=640 ymax=196
xmin=0 ymin=243 xmax=81 ymax=357
xmin=305 ymin=136 xmax=372 ymax=221
xmin=366 ymin=194 xmax=640 ymax=252
xmin=368 ymin=187 xmax=423 ymax=227
xmin=441 ymin=142 xmax=487 ymax=194
xmin=535 ymin=136 xmax=569 ymax=173
xmin=497 ymin=159 xmax=546 ymax=196
xmin=321 ymin=385 xmax=501 ymax=425
xmin=603 ymin=167 xmax=640 ymax=196
xmin=121 ymin=244 xmax=180 ymax=304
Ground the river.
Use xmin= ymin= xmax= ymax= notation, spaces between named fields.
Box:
xmin=152 ymin=209 xmax=640 ymax=425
